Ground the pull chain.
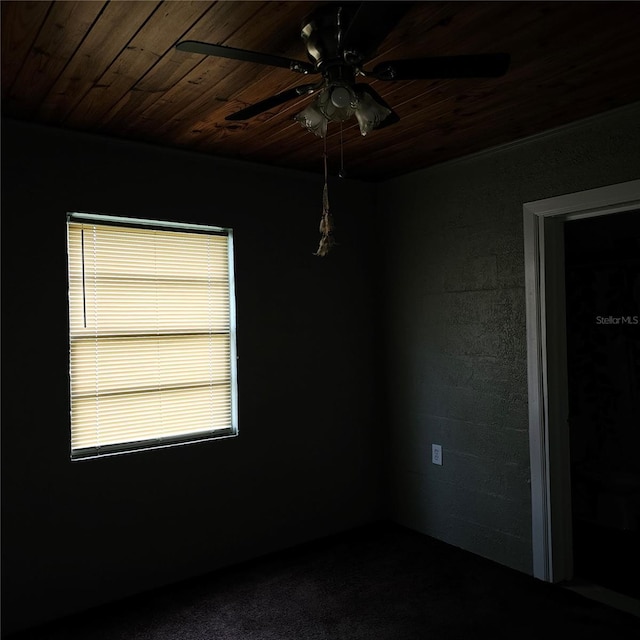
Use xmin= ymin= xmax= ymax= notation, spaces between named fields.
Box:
xmin=339 ymin=121 xmax=346 ymax=179
xmin=314 ymin=129 xmax=335 ymax=256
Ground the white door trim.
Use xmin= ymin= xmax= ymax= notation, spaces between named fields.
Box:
xmin=523 ymin=179 xmax=640 ymax=582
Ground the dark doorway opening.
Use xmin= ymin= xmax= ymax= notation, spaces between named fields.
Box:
xmin=564 ymin=210 xmax=640 ymax=600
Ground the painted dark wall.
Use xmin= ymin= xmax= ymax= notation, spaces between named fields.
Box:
xmin=377 ymin=103 xmax=640 ymax=575
xmin=0 ymin=119 xmax=383 ymax=635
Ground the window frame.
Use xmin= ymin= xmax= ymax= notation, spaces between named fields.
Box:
xmin=66 ymin=211 xmax=239 ymax=460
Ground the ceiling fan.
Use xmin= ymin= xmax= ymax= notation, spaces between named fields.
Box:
xmin=176 ymin=2 xmax=510 ymax=137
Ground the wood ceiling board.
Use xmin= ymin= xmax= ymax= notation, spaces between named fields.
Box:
xmin=1 ymin=1 xmax=53 ymax=94
xmin=101 ymin=2 xmax=284 ymax=140
xmin=3 ymin=1 xmax=640 ymax=181
xmin=3 ymin=2 xmax=106 ymax=118
xmin=36 ymin=1 xmax=162 ymax=124
xmin=65 ymin=0 xmax=211 ymax=129
xmin=96 ymin=1 xmax=265 ymax=134
xmin=142 ymin=2 xmax=326 ymax=142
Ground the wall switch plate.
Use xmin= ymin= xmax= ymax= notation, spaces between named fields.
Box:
xmin=432 ymin=444 xmax=442 ymax=465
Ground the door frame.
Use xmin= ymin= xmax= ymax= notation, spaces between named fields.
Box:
xmin=523 ymin=179 xmax=640 ymax=582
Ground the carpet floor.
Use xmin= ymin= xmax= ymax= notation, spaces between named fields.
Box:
xmin=6 ymin=520 xmax=640 ymax=639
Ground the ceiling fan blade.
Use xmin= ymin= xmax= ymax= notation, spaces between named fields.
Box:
xmin=372 ymin=53 xmax=511 ymax=80
xmin=225 ymin=83 xmax=319 ymax=121
xmin=176 ymin=40 xmax=316 ymax=75
xmin=342 ymin=2 xmax=413 ymax=61
xmin=356 ymin=84 xmax=400 ymax=130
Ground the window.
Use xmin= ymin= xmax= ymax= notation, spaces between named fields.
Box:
xmin=66 ymin=213 xmax=238 ymax=459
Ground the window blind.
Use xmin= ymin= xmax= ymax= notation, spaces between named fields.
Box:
xmin=67 ymin=214 xmax=237 ymax=458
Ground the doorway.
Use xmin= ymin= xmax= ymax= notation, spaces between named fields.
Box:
xmin=564 ymin=210 xmax=640 ymax=599
xmin=523 ymin=179 xmax=640 ymax=592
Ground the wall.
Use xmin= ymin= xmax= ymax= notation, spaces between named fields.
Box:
xmin=378 ymin=103 xmax=640 ymax=575
xmin=0 ymin=119 xmax=382 ymax=635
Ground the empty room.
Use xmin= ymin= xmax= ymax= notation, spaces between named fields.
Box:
xmin=2 ymin=1 xmax=640 ymax=638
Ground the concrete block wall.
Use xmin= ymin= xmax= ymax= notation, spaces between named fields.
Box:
xmin=378 ymin=102 xmax=640 ymax=574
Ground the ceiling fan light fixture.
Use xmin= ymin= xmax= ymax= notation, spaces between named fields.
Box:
xmin=316 ymin=85 xmax=358 ymax=122
xmin=354 ymin=90 xmax=392 ymax=136
xmin=294 ymin=103 xmax=329 ymax=138
xmin=329 ymin=85 xmax=354 ymax=109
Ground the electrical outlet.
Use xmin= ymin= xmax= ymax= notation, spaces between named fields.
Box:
xmin=432 ymin=444 xmax=442 ymax=466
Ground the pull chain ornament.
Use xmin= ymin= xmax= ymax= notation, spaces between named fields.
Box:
xmin=315 ymin=131 xmax=336 ymax=256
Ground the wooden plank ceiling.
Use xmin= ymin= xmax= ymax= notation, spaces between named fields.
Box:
xmin=3 ymin=1 xmax=640 ymax=181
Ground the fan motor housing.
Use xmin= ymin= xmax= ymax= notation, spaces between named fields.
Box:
xmin=301 ymin=5 xmax=360 ymax=71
